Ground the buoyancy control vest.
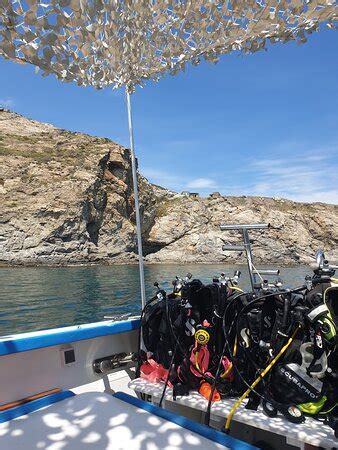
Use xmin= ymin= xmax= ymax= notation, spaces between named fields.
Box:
xmin=140 ymin=279 xmax=222 ymax=370
xmin=140 ymin=292 xmax=189 ymax=369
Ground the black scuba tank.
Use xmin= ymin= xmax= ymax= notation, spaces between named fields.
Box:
xmin=141 ymin=294 xmax=183 ymax=368
xmin=271 ymin=363 xmax=322 ymax=405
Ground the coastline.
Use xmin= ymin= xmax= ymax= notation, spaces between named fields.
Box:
xmin=0 ymin=260 xmax=311 ymax=268
xmin=1 ymin=110 xmax=337 ymax=268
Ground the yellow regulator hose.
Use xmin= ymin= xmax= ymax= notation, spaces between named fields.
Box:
xmin=224 ymin=326 xmax=300 ymax=432
xmin=229 ymin=286 xmax=244 ymax=293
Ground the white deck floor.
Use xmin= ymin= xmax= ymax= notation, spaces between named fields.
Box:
xmin=0 ymin=391 xmax=230 ymax=450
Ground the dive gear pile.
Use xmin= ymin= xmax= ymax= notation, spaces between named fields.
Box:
xmin=137 ymin=225 xmax=338 ymax=437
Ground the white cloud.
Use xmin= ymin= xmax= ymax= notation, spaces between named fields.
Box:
xmin=186 ymin=178 xmax=217 ymax=189
xmin=0 ymin=98 xmax=15 ymax=108
xmin=142 ymin=168 xmax=218 ymax=193
xmin=248 ymin=148 xmax=338 ymax=204
xmin=141 ymin=145 xmax=338 ymax=205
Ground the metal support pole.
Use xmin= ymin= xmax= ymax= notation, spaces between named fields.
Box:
xmin=242 ymin=229 xmax=256 ymax=291
xmin=126 ymin=90 xmax=146 ymax=308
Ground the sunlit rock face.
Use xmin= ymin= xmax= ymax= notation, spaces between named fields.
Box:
xmin=1 ymin=109 xmax=337 ymax=266
xmin=0 ymin=109 xmax=170 ymax=265
xmin=145 ymin=195 xmax=338 ymax=265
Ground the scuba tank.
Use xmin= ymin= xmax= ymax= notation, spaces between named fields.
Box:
xmin=139 ymin=281 xmax=193 ymax=369
xmin=137 ymin=251 xmax=338 ymax=436
xmin=271 ymin=362 xmax=323 ymax=405
xmin=262 ymin=266 xmax=338 ymax=425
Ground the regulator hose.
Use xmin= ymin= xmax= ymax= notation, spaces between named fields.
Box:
xmin=204 ymin=292 xmax=245 ymax=426
xmin=218 ymin=288 xmax=306 ymax=431
xmin=224 ymin=325 xmax=300 ymax=432
xmin=226 ymin=288 xmax=306 ymax=393
xmin=158 ymin=339 xmax=179 ymax=408
xmin=235 ymin=287 xmax=306 ymax=362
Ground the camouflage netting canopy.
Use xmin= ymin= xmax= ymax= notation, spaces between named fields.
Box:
xmin=0 ymin=1 xmax=337 ymax=91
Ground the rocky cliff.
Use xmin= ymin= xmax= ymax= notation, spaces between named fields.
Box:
xmin=1 ymin=109 xmax=337 ymax=266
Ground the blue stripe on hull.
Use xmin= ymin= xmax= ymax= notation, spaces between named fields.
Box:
xmin=0 ymin=391 xmax=75 ymax=423
xmin=0 ymin=319 xmax=140 ymax=356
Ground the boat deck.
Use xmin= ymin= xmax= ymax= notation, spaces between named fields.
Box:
xmin=0 ymin=381 xmax=255 ymax=450
xmin=129 ymin=377 xmax=337 ymax=450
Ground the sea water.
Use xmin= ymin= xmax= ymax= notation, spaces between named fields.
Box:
xmin=0 ymin=264 xmax=310 ymax=336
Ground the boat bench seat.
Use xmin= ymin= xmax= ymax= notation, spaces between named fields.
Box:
xmin=129 ymin=378 xmax=338 ymax=449
xmin=0 ymin=390 xmax=256 ymax=449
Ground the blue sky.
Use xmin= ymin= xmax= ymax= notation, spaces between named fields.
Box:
xmin=1 ymin=28 xmax=337 ymax=204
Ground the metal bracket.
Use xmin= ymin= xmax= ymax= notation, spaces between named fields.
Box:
xmin=220 ymin=223 xmax=275 ymax=291
xmin=93 ymin=352 xmax=133 ymax=375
